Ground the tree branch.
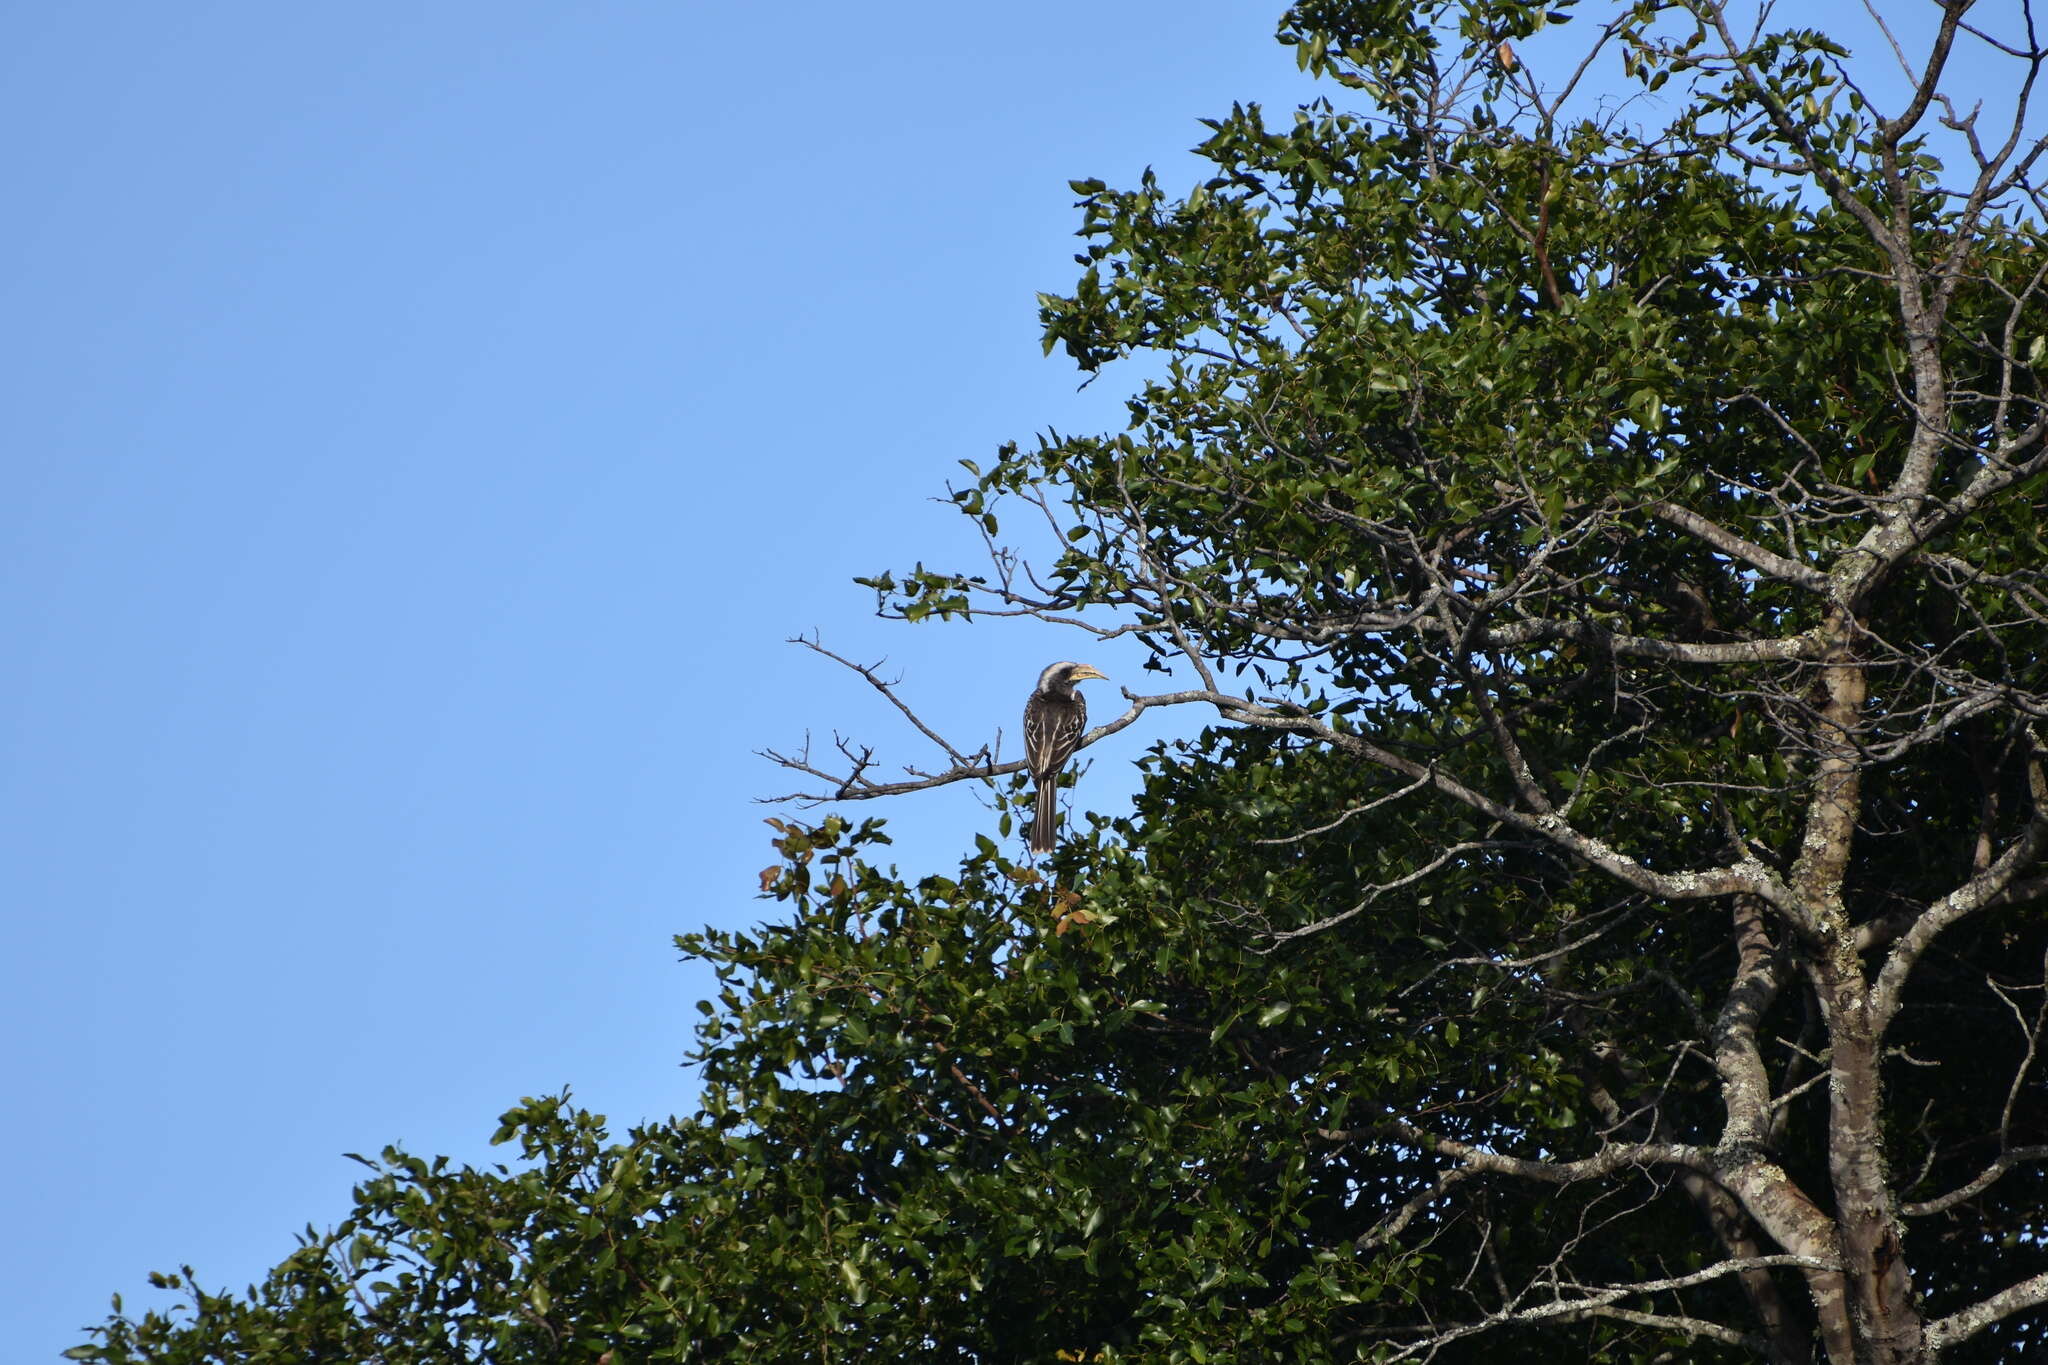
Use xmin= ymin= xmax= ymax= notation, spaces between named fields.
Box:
xmin=1925 ymin=1269 xmax=2048 ymax=1353
xmin=1902 ymin=1145 xmax=2048 ymax=1217
xmin=1376 ymin=1255 xmax=1837 ymax=1363
xmin=1872 ymin=747 xmax=2048 ymax=1029
xmin=1649 ymin=499 xmax=1830 ymax=591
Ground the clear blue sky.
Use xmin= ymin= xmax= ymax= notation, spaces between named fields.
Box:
xmin=1 ymin=3 xmax=2009 ymax=1358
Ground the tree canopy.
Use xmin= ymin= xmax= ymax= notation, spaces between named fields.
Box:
xmin=76 ymin=2 xmax=2048 ymax=1362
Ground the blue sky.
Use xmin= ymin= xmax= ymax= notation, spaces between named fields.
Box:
xmin=1 ymin=2 xmax=2018 ymax=1358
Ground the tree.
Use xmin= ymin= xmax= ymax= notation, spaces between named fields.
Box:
xmin=77 ymin=2 xmax=2048 ymax=1362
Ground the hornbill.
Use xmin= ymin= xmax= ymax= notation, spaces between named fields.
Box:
xmin=1023 ymin=661 xmax=1107 ymax=853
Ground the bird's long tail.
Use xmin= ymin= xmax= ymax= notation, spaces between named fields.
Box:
xmin=1030 ymin=781 xmax=1057 ymax=853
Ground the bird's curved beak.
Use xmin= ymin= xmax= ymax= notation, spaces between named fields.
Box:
xmin=1071 ymin=665 xmax=1109 ymax=682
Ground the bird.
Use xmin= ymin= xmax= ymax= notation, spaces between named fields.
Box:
xmin=1023 ymin=661 xmax=1107 ymax=853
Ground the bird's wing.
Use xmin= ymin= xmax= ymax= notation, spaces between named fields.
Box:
xmin=1024 ymin=692 xmax=1086 ymax=779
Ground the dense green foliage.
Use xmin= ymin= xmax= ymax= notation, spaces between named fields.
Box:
xmin=77 ymin=2 xmax=2048 ymax=1361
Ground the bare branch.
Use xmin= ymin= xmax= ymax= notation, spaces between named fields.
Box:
xmin=1377 ymin=1255 xmax=1837 ymax=1363
xmin=788 ymin=634 xmax=982 ymax=767
xmin=1648 ymin=499 xmax=1829 ymax=591
xmin=1873 ymin=747 xmax=2048 ymax=1029
xmin=1252 ymin=772 xmax=1433 ymax=845
xmin=1903 ymin=1145 xmax=2048 ymax=1217
xmin=1325 ymin=1119 xmax=1714 ymax=1187
xmin=1265 ymin=839 xmax=1512 ymax=943
xmin=1926 ymin=1269 xmax=2048 ymax=1353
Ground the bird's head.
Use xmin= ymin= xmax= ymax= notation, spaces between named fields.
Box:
xmin=1037 ymin=661 xmax=1108 ymax=694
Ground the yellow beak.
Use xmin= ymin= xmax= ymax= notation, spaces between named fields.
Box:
xmin=1070 ymin=665 xmax=1109 ymax=683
